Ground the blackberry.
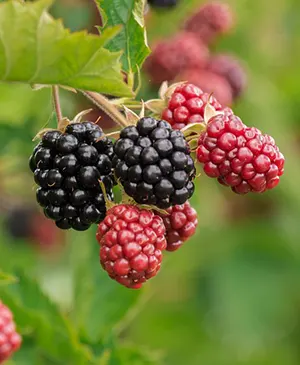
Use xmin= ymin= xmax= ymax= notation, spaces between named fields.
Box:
xmin=197 ymin=113 xmax=285 ymax=193
xmin=207 ymin=54 xmax=247 ymax=99
xmin=113 ymin=117 xmax=196 ymax=209
xmin=29 ymin=122 xmax=115 ymax=231
xmin=144 ymin=32 xmax=209 ymax=86
xmin=96 ymin=204 xmax=167 ymax=289
xmin=162 ymin=82 xmax=228 ymax=130
xmin=148 ymin=0 xmax=178 ymax=7
xmin=176 ymin=69 xmax=233 ymax=106
xmin=0 ymin=301 xmax=22 ymax=363
xmin=158 ymin=201 xmax=198 ymax=251
xmin=184 ymin=1 xmax=234 ymax=44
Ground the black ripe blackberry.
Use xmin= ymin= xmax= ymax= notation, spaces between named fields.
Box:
xmin=29 ymin=122 xmax=115 ymax=231
xmin=148 ymin=0 xmax=178 ymax=8
xmin=113 ymin=118 xmax=196 ymax=209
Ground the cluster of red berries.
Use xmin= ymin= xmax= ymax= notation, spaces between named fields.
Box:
xmin=158 ymin=82 xmax=285 ymax=194
xmin=0 ymin=301 xmax=21 ymax=363
xmin=144 ymin=1 xmax=247 ymax=106
xmin=96 ymin=201 xmax=197 ymax=288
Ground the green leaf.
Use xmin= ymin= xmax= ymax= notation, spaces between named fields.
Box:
xmin=71 ymin=229 xmax=142 ymax=344
xmin=0 ymin=270 xmax=17 ymax=286
xmin=0 ymin=272 xmax=94 ymax=365
xmin=0 ymin=0 xmax=131 ymax=97
xmin=98 ymin=338 xmax=160 ymax=365
xmin=99 ymin=0 xmax=150 ymax=72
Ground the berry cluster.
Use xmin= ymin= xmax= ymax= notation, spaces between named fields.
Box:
xmin=113 ymin=117 xmax=196 ymax=208
xmin=96 ymin=204 xmax=167 ymax=288
xmin=29 ymin=122 xmax=115 ymax=231
xmin=197 ymin=112 xmax=285 ymax=193
xmin=144 ymin=1 xmax=247 ymax=105
xmin=0 ymin=301 xmax=22 ymax=363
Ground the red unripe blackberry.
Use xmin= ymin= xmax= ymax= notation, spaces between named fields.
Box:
xmin=207 ymin=54 xmax=247 ymax=99
xmin=197 ymin=113 xmax=285 ymax=194
xmin=113 ymin=117 xmax=196 ymax=209
xmin=144 ymin=32 xmax=209 ymax=86
xmin=0 ymin=301 xmax=22 ymax=363
xmin=158 ymin=201 xmax=198 ymax=251
xmin=162 ymin=83 xmax=230 ymax=130
xmin=29 ymin=122 xmax=115 ymax=231
xmin=176 ymin=69 xmax=233 ymax=106
xmin=184 ymin=1 xmax=234 ymax=44
xmin=96 ymin=204 xmax=167 ymax=289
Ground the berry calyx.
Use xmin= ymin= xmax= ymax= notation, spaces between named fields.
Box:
xmin=196 ymin=113 xmax=285 ymax=193
xmin=96 ymin=204 xmax=167 ymax=289
xmin=0 ymin=301 xmax=22 ymax=363
xmin=29 ymin=121 xmax=115 ymax=231
xmin=113 ymin=117 xmax=196 ymax=209
xmin=158 ymin=201 xmax=198 ymax=251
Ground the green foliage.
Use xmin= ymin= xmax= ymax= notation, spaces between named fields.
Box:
xmin=71 ymin=229 xmax=141 ymax=344
xmin=0 ymin=272 xmax=94 ymax=364
xmin=99 ymin=0 xmax=150 ymax=72
xmin=0 ymin=0 xmax=131 ymax=96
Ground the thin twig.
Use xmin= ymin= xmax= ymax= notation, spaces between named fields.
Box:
xmin=52 ymin=85 xmax=63 ymax=122
xmin=81 ymin=91 xmax=128 ymax=128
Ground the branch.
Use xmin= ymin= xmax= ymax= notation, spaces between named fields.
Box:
xmin=82 ymin=91 xmax=128 ymax=128
xmin=52 ymin=85 xmax=63 ymax=123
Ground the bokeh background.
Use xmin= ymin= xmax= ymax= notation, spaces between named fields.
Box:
xmin=0 ymin=0 xmax=300 ymax=364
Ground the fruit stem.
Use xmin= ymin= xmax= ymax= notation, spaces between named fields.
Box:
xmin=52 ymin=85 xmax=63 ymax=123
xmin=82 ymin=91 xmax=129 ymax=128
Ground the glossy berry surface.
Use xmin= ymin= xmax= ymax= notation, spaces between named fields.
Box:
xmin=113 ymin=117 xmax=196 ymax=208
xmin=96 ymin=204 xmax=167 ymax=289
xmin=29 ymin=122 xmax=115 ymax=231
xmin=144 ymin=32 xmax=209 ymax=86
xmin=158 ymin=201 xmax=198 ymax=251
xmin=162 ymin=83 xmax=229 ymax=130
xmin=197 ymin=113 xmax=285 ymax=194
xmin=0 ymin=301 xmax=22 ymax=363
xmin=184 ymin=1 xmax=234 ymax=44
xmin=208 ymin=54 xmax=247 ymax=99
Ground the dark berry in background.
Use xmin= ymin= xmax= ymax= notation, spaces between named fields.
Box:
xmin=207 ymin=53 xmax=247 ymax=99
xmin=113 ymin=117 xmax=196 ymax=209
xmin=148 ymin=0 xmax=178 ymax=8
xmin=144 ymin=32 xmax=209 ymax=86
xmin=184 ymin=1 xmax=234 ymax=44
xmin=29 ymin=122 xmax=115 ymax=231
xmin=176 ymin=68 xmax=233 ymax=106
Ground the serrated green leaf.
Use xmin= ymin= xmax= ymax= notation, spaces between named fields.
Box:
xmin=99 ymin=0 xmax=150 ymax=72
xmin=70 ymin=229 xmax=142 ymax=344
xmin=0 ymin=272 xmax=94 ymax=365
xmin=0 ymin=0 xmax=131 ymax=97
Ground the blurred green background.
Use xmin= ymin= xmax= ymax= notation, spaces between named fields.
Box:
xmin=0 ymin=0 xmax=300 ymax=364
